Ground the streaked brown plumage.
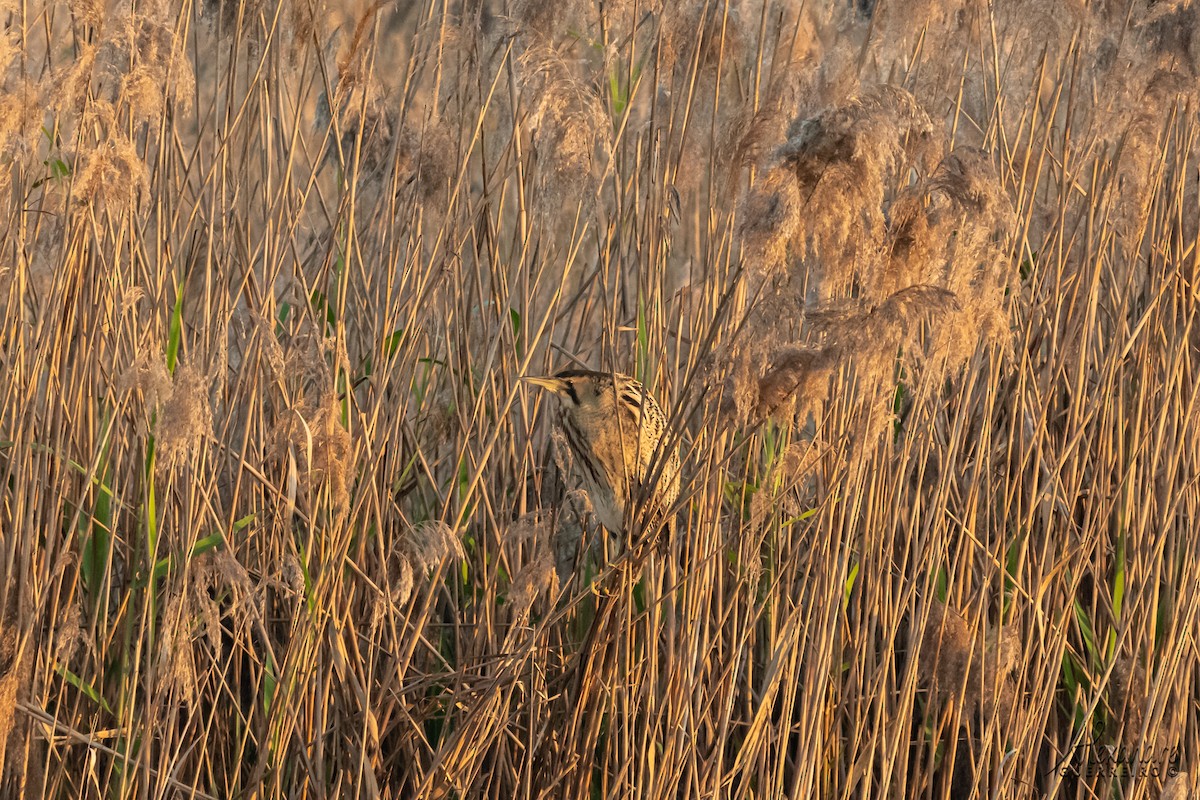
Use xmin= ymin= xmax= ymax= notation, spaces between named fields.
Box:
xmin=523 ymin=369 xmax=680 ymax=538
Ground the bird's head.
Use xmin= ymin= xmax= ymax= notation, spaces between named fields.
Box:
xmin=521 ymin=369 xmax=620 ymax=412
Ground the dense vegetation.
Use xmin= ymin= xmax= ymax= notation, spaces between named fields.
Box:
xmin=0 ymin=0 xmax=1197 ymax=797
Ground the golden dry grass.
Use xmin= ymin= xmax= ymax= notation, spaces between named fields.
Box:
xmin=0 ymin=0 xmax=1198 ymax=797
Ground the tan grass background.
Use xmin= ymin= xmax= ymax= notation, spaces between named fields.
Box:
xmin=0 ymin=0 xmax=1198 ymax=797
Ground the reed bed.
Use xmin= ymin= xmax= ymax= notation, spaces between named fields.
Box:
xmin=0 ymin=0 xmax=1197 ymax=797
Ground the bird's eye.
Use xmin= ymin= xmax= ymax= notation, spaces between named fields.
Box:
xmin=563 ymin=381 xmax=580 ymax=405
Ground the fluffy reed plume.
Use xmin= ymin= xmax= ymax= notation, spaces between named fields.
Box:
xmin=508 ymin=546 xmax=559 ymax=623
xmin=271 ymin=393 xmax=353 ymax=516
xmin=505 ymin=514 xmax=559 ymax=630
xmin=56 ymin=0 xmax=193 ymax=113
xmin=720 ymin=0 xmax=854 ymax=169
xmin=208 ymin=548 xmax=263 ymax=636
xmin=1110 ymin=69 xmax=1193 ymax=253
xmin=392 ymin=552 xmax=413 ymax=602
xmin=279 ymin=550 xmax=306 ymax=600
xmin=1110 ymin=655 xmax=1148 ymax=745
xmin=716 ymin=7 xmax=852 ymax=177
xmin=737 ymin=166 xmax=807 ymax=280
xmin=659 ymin=0 xmax=746 ymax=74
xmin=732 ymin=85 xmax=1014 ymax=436
xmin=395 ymin=122 xmax=455 ymax=201
xmin=118 ymin=352 xmax=174 ymax=414
xmin=72 ymin=113 xmax=150 ymax=210
xmin=1158 ymin=773 xmax=1191 ymax=800
xmin=1129 ymin=0 xmax=1200 ymax=71
xmin=720 ymin=78 xmax=799 ymax=175
xmin=880 ymin=149 xmax=1016 ymax=366
xmin=882 ymin=150 xmax=1011 ymax=291
xmin=730 ymin=88 xmax=944 ymax=427
xmin=738 ymin=345 xmax=837 ymax=425
xmin=0 ymin=86 xmax=43 ymax=167
xmin=371 ymin=550 xmax=414 ymax=631
xmin=917 ymin=601 xmax=1021 ymax=725
xmin=0 ymin=0 xmax=37 ymax=163
xmin=119 ymin=356 xmax=213 ymax=472
xmin=51 ymin=603 xmax=83 ymax=667
xmin=865 ymin=0 xmax=969 ymax=53
xmin=261 ymin=324 xmax=355 ymax=516
xmin=155 ymin=363 xmax=214 ymax=471
xmin=808 ymin=285 xmax=959 ymax=363
xmin=510 ymin=0 xmax=583 ymax=40
xmin=66 ymin=0 xmax=105 ymax=30
xmin=403 ymin=521 xmax=465 ymax=574
xmin=114 ymin=1 xmax=195 ymax=117
xmin=325 ymin=5 xmax=396 ymax=178
xmin=157 ymin=586 xmax=200 ymax=707
xmin=0 ymin=620 xmax=29 ymax=782
xmin=44 ymin=0 xmax=192 ymax=211
xmin=803 ymin=286 xmax=962 ymax=435
xmin=517 ymin=45 xmax=609 ymax=206
xmin=1104 ymin=653 xmax=1186 ymax=796
xmin=741 ymin=86 xmax=939 ymax=288
xmin=157 ymin=550 xmax=264 ymax=708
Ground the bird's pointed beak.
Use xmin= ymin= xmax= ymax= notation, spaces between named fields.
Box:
xmin=521 ymin=375 xmax=564 ymax=394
